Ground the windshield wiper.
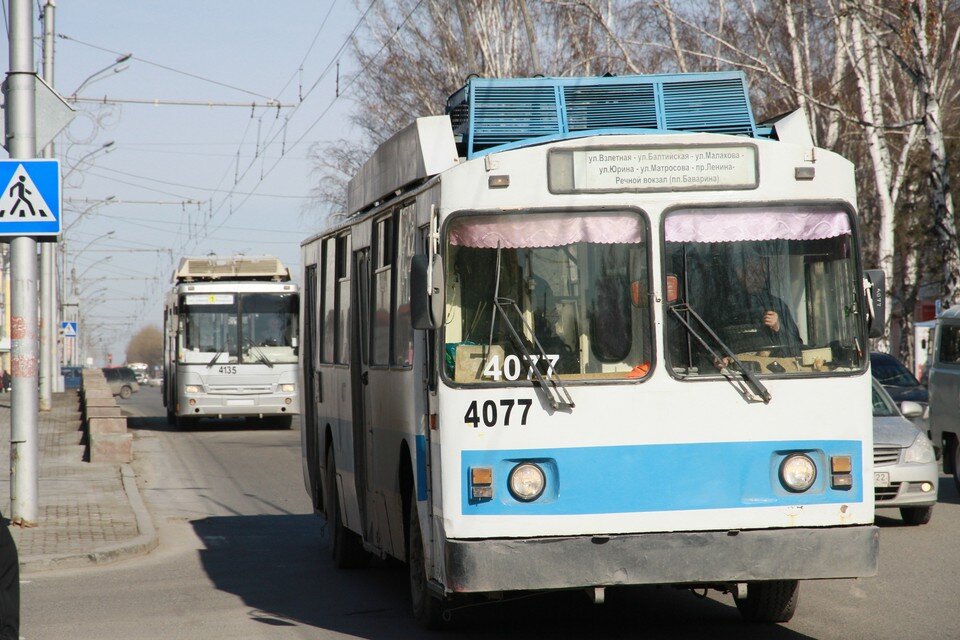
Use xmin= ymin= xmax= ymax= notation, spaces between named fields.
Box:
xmin=244 ymin=338 xmax=274 ymax=368
xmin=669 ymin=303 xmax=771 ymax=404
xmin=207 ymin=345 xmax=225 ymax=368
xmin=488 ymin=246 xmax=574 ymax=411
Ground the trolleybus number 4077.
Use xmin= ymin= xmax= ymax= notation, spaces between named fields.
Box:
xmin=464 ymin=399 xmax=533 ymax=428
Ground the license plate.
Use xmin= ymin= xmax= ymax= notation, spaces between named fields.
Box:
xmin=874 ymin=472 xmax=890 ymax=488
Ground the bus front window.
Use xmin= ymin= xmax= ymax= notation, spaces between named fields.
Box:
xmin=179 ymin=294 xmax=239 ymax=364
xmin=664 ymin=206 xmax=865 ymax=377
xmin=239 ymin=293 xmax=299 ymax=364
xmin=444 ymin=211 xmax=651 ymax=384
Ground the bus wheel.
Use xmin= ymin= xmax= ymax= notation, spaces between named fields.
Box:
xmin=734 ymin=580 xmax=799 ymax=623
xmin=407 ymin=496 xmax=444 ymax=628
xmin=324 ymin=448 xmax=365 ymax=568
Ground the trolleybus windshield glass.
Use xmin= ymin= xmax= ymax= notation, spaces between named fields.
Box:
xmin=444 ymin=211 xmax=651 ymax=384
xmin=240 ymin=293 xmax=299 ymax=364
xmin=179 ymin=292 xmax=299 ymax=365
xmin=664 ymin=206 xmax=864 ymax=377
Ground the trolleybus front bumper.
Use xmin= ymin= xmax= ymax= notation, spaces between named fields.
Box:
xmin=443 ymin=525 xmax=878 ymax=593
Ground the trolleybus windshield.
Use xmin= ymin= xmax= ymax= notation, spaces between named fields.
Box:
xmin=664 ymin=206 xmax=864 ymax=378
xmin=180 ymin=292 xmax=298 ymax=365
xmin=444 ymin=211 xmax=652 ymax=384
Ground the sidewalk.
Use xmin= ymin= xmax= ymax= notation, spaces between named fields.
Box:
xmin=0 ymin=391 xmax=156 ymax=573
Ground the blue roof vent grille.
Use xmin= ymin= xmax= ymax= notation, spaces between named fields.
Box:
xmin=564 ymin=83 xmax=658 ymax=132
xmin=446 ymin=71 xmax=759 ymax=159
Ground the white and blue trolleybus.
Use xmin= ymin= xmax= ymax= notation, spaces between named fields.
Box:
xmin=163 ymin=255 xmax=300 ymax=428
xmin=300 ymin=71 xmax=885 ymax=625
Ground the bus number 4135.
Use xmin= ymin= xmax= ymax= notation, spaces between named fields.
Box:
xmin=464 ymin=399 xmax=533 ymax=428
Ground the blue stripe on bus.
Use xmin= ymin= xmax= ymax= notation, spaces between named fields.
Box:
xmin=461 ymin=440 xmax=862 ymax=515
xmin=415 ymin=435 xmax=428 ymax=501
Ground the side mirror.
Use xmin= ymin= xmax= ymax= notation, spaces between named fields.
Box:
xmin=900 ymin=400 xmax=924 ymax=419
xmin=864 ymin=269 xmax=886 ymax=338
xmin=411 ymin=254 xmax=444 ymax=330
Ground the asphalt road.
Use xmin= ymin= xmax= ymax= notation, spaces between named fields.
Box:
xmin=19 ymin=386 xmax=960 ymax=639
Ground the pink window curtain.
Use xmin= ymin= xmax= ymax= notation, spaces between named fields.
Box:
xmin=664 ymin=210 xmax=851 ymax=243
xmin=449 ymin=213 xmax=644 ymax=248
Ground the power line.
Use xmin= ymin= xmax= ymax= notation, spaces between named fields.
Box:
xmin=69 ymin=96 xmax=292 ymax=108
xmin=199 ymin=0 xmax=426 ymax=244
xmin=195 ymin=0 xmax=413 ymax=250
xmin=57 ymin=33 xmax=280 ymax=101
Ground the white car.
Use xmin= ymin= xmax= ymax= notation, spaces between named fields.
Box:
xmin=872 ymin=379 xmax=938 ymax=525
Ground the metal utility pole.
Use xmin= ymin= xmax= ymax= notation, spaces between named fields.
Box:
xmin=40 ymin=0 xmax=57 ymax=408
xmin=5 ymin=0 xmax=40 ymax=525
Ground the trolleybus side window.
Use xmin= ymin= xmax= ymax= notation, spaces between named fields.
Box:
xmin=443 ymin=210 xmax=652 ymax=384
xmin=394 ymin=204 xmax=415 ymax=367
xmin=335 ymin=234 xmax=351 ymax=364
xmin=322 ymin=237 xmax=336 ymax=363
xmin=663 ymin=206 xmax=864 ymax=377
xmin=372 ymin=215 xmax=394 ymax=365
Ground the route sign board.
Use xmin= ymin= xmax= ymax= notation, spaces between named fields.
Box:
xmin=0 ymin=159 xmax=61 ymax=236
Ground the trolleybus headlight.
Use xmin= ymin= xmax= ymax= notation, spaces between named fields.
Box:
xmin=509 ymin=463 xmax=545 ymax=502
xmin=184 ymin=385 xmax=201 ymax=393
xmin=280 ymin=384 xmax=295 ymax=393
xmin=779 ymin=454 xmax=817 ymax=492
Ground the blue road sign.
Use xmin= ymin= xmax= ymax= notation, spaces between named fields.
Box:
xmin=61 ymin=321 xmax=78 ymax=337
xmin=0 ymin=159 xmax=61 ymax=236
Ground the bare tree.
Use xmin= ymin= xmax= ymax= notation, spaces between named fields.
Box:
xmin=125 ymin=325 xmax=163 ymax=367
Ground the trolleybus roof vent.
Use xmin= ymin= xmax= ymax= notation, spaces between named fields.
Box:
xmin=446 ymin=71 xmax=759 ymax=159
xmin=174 ymin=255 xmax=291 ymax=283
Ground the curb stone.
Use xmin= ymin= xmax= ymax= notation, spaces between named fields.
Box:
xmin=19 ymin=464 xmax=158 ymax=574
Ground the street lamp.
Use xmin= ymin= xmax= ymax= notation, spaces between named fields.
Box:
xmin=73 ymin=229 xmax=115 ymax=257
xmin=71 ymin=256 xmax=113 ymax=295
xmin=71 ymin=53 xmax=132 ymax=98
xmin=63 ymin=141 xmax=115 ymax=182
xmin=63 ymin=195 xmax=116 ymax=233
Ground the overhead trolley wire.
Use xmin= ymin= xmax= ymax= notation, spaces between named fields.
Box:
xmin=194 ymin=0 xmax=424 ymax=250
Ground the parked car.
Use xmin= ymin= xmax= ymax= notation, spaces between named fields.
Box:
xmin=61 ymin=366 xmax=83 ymax=390
xmin=870 ymin=351 xmax=928 ymax=411
xmin=871 ymin=378 xmax=938 ymax=525
xmin=102 ymin=367 xmax=140 ymax=399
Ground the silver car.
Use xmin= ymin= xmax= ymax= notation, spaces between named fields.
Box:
xmin=872 ymin=379 xmax=938 ymax=525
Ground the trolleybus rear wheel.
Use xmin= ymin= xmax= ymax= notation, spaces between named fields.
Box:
xmin=324 ymin=447 xmax=366 ymax=568
xmin=734 ymin=579 xmax=799 ymax=623
xmin=407 ymin=495 xmax=444 ymax=628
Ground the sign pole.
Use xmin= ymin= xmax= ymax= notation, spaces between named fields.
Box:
xmin=5 ymin=0 xmax=40 ymax=526
xmin=39 ymin=0 xmax=56 ymax=408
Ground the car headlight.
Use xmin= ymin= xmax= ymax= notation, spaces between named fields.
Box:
xmin=780 ymin=454 xmax=817 ymax=492
xmin=280 ymin=384 xmax=296 ymax=393
xmin=184 ymin=385 xmax=201 ymax=393
xmin=508 ymin=463 xmax=546 ymax=502
xmin=904 ymin=432 xmax=935 ymax=464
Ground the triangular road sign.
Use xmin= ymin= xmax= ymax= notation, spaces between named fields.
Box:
xmin=61 ymin=322 xmax=78 ymax=338
xmin=0 ymin=164 xmax=53 ymax=219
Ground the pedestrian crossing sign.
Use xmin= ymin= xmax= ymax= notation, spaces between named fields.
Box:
xmin=0 ymin=160 xmax=61 ymax=236
xmin=61 ymin=321 xmax=78 ymax=337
